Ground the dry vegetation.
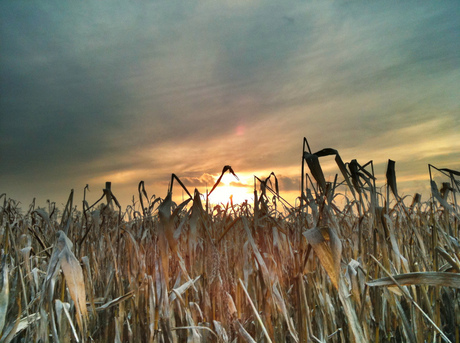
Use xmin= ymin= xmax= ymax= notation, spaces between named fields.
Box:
xmin=1 ymin=139 xmax=460 ymax=342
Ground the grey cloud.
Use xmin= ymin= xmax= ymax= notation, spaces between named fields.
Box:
xmin=278 ymin=175 xmax=299 ymax=192
xmin=1 ymin=0 xmax=459 ymax=207
xmin=176 ymin=174 xmax=216 ymax=189
xmin=1 ymin=5 xmax=138 ymax=174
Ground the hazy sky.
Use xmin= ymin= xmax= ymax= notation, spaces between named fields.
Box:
xmin=1 ymin=1 xmax=459 ymax=208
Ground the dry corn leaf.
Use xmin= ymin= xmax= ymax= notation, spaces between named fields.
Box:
xmin=189 ymin=189 xmax=203 ymax=250
xmin=158 ymin=191 xmax=177 ymax=252
xmin=383 ymin=214 xmax=405 ymax=273
xmin=394 ymin=298 xmax=417 ymax=343
xmin=9 ymin=313 xmax=40 ymax=340
xmin=338 ymin=278 xmax=367 ymax=343
xmin=386 ymin=286 xmax=405 ymax=296
xmin=238 ymin=278 xmax=273 ymax=343
xmin=32 ymin=209 xmax=52 ymax=230
xmin=335 ymin=153 xmax=357 ymax=200
xmin=184 ymin=308 xmax=201 ymax=343
xmin=55 ymin=300 xmax=77 ymax=343
xmin=370 ymin=255 xmax=452 ymax=343
xmin=235 ymin=320 xmax=257 ymax=343
xmin=303 ymin=152 xmax=326 ymax=193
xmin=346 ymin=262 xmax=361 ymax=309
xmin=313 ymin=147 xmax=359 ymax=200
xmin=91 ymin=210 xmax=101 ymax=232
xmin=96 ymin=291 xmax=134 ymax=311
xmin=171 ymin=325 xmax=217 ymax=340
xmin=435 ymin=246 xmax=460 ymax=272
xmin=386 ymin=160 xmax=398 ymax=198
xmin=242 ymin=218 xmax=272 ymax=289
xmin=272 ymin=282 xmax=299 ymax=342
xmin=431 ymin=181 xmax=456 ymax=215
xmin=348 ymin=159 xmax=363 ymax=194
xmin=224 ymin=292 xmax=237 ymax=318
xmin=303 ymin=227 xmax=367 ymax=343
xmin=114 ymin=318 xmax=122 ymax=343
xmin=54 ymin=299 xmax=66 ymax=340
xmin=367 ymin=272 xmax=460 ymax=288
xmin=138 ymin=181 xmax=149 ymax=216
xmin=55 ymin=231 xmax=88 ymax=334
xmin=438 ymin=167 xmax=460 ymax=177
xmin=81 ymin=256 xmax=96 ymax=314
xmin=303 ymin=226 xmax=342 ymax=290
xmin=0 ymin=257 xmax=9 ymax=336
xmin=169 ymin=275 xmax=200 ymax=303
xmin=213 ymin=320 xmax=229 ymax=343
xmin=148 ymin=276 xmax=156 ymax=341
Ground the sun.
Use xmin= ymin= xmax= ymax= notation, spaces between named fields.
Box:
xmin=207 ymin=174 xmax=253 ymax=206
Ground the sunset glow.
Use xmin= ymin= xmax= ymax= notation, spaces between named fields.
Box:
xmin=207 ymin=173 xmax=253 ymax=206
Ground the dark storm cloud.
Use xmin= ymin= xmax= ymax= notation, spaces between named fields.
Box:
xmin=0 ymin=1 xmax=202 ymax=171
xmin=1 ymin=3 xmax=136 ymax=175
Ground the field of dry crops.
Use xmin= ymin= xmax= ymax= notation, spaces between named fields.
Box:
xmin=1 ymin=141 xmax=459 ymax=342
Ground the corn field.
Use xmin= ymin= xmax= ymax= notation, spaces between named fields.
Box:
xmin=1 ymin=138 xmax=459 ymax=342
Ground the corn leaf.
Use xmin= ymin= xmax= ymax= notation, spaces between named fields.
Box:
xmin=367 ymin=272 xmax=460 ymax=288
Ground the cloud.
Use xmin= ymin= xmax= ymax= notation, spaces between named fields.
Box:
xmin=177 ymin=174 xmax=216 ymax=189
xmin=1 ymin=0 xmax=459 ymax=207
xmin=229 ymin=181 xmax=251 ymax=188
xmin=277 ymin=175 xmax=299 ymax=192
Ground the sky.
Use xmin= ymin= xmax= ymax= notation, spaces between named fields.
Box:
xmin=1 ymin=1 xmax=459 ymax=210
